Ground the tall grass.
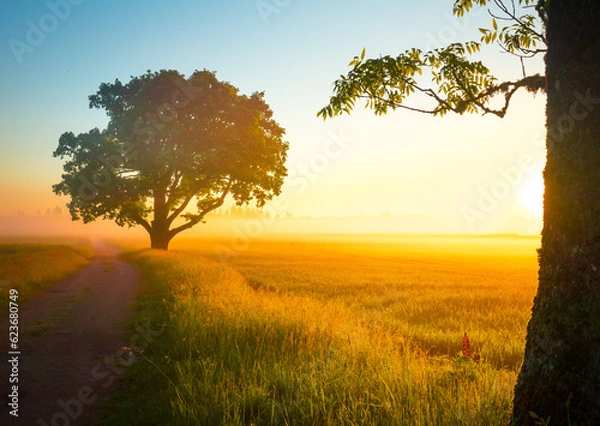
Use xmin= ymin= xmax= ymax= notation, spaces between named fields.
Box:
xmin=0 ymin=241 xmax=92 ymax=308
xmin=176 ymin=236 xmax=538 ymax=370
xmin=109 ymin=237 xmax=536 ymax=425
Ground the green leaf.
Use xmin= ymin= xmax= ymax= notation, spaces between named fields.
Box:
xmin=360 ymin=47 xmax=366 ymax=61
xmin=492 ymin=18 xmax=498 ymax=30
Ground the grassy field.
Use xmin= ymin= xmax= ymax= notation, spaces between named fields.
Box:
xmin=0 ymin=239 xmax=92 ymax=309
xmin=107 ymin=234 xmax=539 ymax=425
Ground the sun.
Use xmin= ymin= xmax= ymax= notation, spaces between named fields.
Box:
xmin=518 ymin=172 xmax=544 ymax=217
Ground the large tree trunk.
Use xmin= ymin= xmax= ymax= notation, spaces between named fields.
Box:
xmin=150 ymin=188 xmax=172 ymax=250
xmin=512 ymin=1 xmax=600 ymax=424
xmin=149 ymin=228 xmax=172 ymax=250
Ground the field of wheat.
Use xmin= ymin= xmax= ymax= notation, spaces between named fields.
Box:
xmin=106 ymin=234 xmax=539 ymax=425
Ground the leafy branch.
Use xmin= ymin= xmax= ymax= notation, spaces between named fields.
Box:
xmin=318 ymin=0 xmax=547 ymax=120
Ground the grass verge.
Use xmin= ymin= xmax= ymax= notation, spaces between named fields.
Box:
xmin=0 ymin=241 xmax=92 ymax=310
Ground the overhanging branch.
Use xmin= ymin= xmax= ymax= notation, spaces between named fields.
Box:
xmin=359 ymin=74 xmax=545 ymax=118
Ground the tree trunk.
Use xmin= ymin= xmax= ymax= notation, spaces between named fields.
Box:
xmin=513 ymin=2 xmax=600 ymax=425
xmin=149 ymin=227 xmax=173 ymax=250
xmin=150 ymin=188 xmax=172 ymax=250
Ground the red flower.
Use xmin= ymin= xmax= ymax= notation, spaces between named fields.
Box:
xmin=462 ymin=332 xmax=472 ymax=359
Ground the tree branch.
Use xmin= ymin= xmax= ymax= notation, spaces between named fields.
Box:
xmin=493 ymin=0 xmax=547 ymax=44
xmin=165 ymin=170 xmax=182 ymax=207
xmin=497 ymin=42 xmax=547 ymax=59
xmin=168 ymin=182 xmax=231 ymax=238
xmin=412 ymin=84 xmax=456 ymax=112
xmin=130 ymin=211 xmax=152 ymax=233
xmin=453 ymin=73 xmax=545 ymax=117
xmin=166 ymin=192 xmax=195 ymax=227
xmin=356 ymin=74 xmax=544 ymax=118
xmin=165 ymin=177 xmax=211 ymax=227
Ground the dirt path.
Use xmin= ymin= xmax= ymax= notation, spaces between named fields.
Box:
xmin=1 ymin=241 xmax=140 ymax=425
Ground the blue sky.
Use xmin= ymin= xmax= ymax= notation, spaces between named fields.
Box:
xmin=0 ymin=0 xmax=546 ymax=233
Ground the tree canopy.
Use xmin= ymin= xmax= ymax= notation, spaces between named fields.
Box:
xmin=53 ymin=70 xmax=288 ymax=249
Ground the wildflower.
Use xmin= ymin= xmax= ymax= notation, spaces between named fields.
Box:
xmin=462 ymin=332 xmax=472 ymax=359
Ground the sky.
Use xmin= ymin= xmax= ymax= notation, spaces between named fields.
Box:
xmin=0 ymin=0 xmax=547 ymax=235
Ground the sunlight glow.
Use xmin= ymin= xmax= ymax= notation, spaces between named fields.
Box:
xmin=518 ymin=172 xmax=544 ymax=217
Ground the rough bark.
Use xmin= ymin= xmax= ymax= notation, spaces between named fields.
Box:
xmin=513 ymin=1 xmax=600 ymax=425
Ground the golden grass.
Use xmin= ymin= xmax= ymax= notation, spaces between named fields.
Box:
xmin=112 ymin=234 xmax=539 ymax=425
xmin=173 ymin=235 xmax=539 ymax=370
xmin=0 ymin=240 xmax=92 ymax=308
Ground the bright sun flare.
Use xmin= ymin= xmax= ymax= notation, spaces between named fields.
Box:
xmin=518 ymin=173 xmax=545 ymax=217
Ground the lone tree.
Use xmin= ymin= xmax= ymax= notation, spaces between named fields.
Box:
xmin=53 ymin=70 xmax=288 ymax=250
xmin=319 ymin=1 xmax=600 ymax=424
